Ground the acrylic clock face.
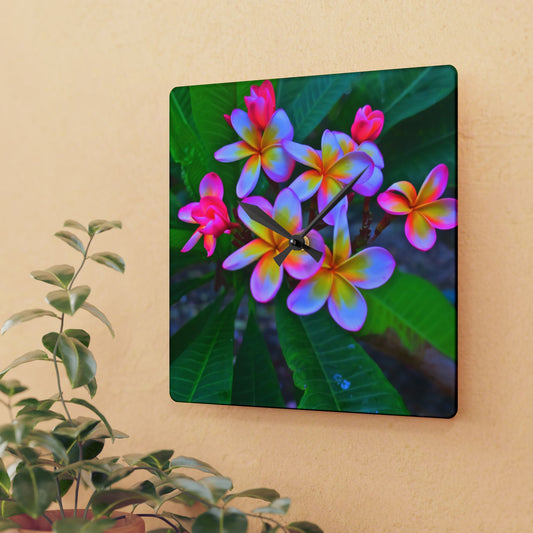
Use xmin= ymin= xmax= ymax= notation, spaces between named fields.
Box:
xmin=170 ymin=65 xmax=458 ymax=418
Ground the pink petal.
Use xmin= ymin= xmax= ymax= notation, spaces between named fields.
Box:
xmin=204 ymin=234 xmax=216 ymax=257
xmin=357 ymin=141 xmax=384 ymax=168
xmin=417 ymin=198 xmax=457 ymax=229
xmin=251 ymin=251 xmax=283 ymax=303
xmin=261 ymin=109 xmax=294 ymax=147
xmin=405 ymin=211 xmax=437 ymax=251
xmin=320 ymin=130 xmax=343 ymax=171
xmin=388 ymin=181 xmax=417 ymax=205
xmin=178 ymin=202 xmax=201 ymax=224
xmin=214 ymin=140 xmax=256 ymax=163
xmin=332 ymin=131 xmax=356 ymax=154
xmin=327 ymin=277 xmax=368 ymax=331
xmin=261 ymin=145 xmax=295 ymax=183
xmin=287 ymin=271 xmax=333 ymax=315
xmin=230 ymin=108 xmax=261 ymax=150
xmin=222 ymin=238 xmax=272 ymax=270
xmin=417 ymin=163 xmax=448 ymax=205
xmin=236 ymin=154 xmax=261 ymax=198
xmin=199 ymin=172 xmax=224 ymax=199
xmin=273 ymin=188 xmax=302 ymax=235
xmin=353 ymin=167 xmax=383 ymax=197
xmin=332 ymin=205 xmax=351 ymax=264
xmin=337 ymin=247 xmax=395 ymax=289
xmin=245 ymin=96 xmax=268 ymax=129
xmin=181 ymin=230 xmax=202 ymax=253
xmin=377 ymin=190 xmax=412 ymax=215
xmin=282 ymin=141 xmax=322 ymax=171
xmin=289 ymin=170 xmax=323 ymax=201
xmin=283 ymin=229 xmax=325 ymax=280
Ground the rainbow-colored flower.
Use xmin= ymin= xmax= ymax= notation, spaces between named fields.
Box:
xmin=377 ymin=163 xmax=457 ymax=251
xmin=287 ymin=208 xmax=395 ymax=331
xmin=223 ymin=189 xmax=325 ymax=303
xmin=350 ymin=105 xmax=384 ymax=144
xmin=178 ymin=172 xmax=239 ymax=257
xmin=283 ymin=129 xmax=375 ymax=225
xmin=214 ymin=108 xmax=295 ymax=199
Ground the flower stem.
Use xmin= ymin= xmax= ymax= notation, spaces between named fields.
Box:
xmin=368 ymin=213 xmax=392 ymax=244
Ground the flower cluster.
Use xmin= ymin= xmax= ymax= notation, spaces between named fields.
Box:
xmin=178 ymin=81 xmax=457 ymax=331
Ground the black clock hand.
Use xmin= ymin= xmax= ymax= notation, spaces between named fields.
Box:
xmin=239 ymin=202 xmax=322 ymax=264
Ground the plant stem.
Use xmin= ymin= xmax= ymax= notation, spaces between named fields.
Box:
xmin=134 ymin=514 xmax=184 ymax=532
xmin=69 ymin=235 xmax=94 ymax=290
xmin=368 ymin=213 xmax=392 ymax=244
xmin=55 ymin=475 xmax=66 ymax=518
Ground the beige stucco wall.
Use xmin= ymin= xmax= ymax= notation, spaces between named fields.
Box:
xmin=1 ymin=1 xmax=531 ymax=531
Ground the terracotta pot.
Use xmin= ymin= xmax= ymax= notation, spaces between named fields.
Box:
xmin=9 ymin=510 xmax=145 ymax=533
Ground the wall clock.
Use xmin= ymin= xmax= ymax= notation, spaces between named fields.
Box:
xmin=170 ymin=65 xmax=457 ymax=418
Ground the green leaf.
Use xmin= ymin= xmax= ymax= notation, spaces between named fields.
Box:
xmin=357 ymin=271 xmax=456 ymax=360
xmin=232 ymin=300 xmax=284 ymax=408
xmin=0 ymin=350 xmax=50 ymax=378
xmin=91 ymin=489 xmax=157 ymax=518
xmin=0 ymin=379 xmax=27 ymax=397
xmin=80 ymin=301 xmax=114 ymax=337
xmin=63 ymin=219 xmax=89 ymax=234
xmin=89 ymin=252 xmax=125 ymax=274
xmin=288 ymin=521 xmax=324 ymax=533
xmin=275 ymin=286 xmax=409 ymax=415
xmin=46 ymin=286 xmax=91 ymax=316
xmin=253 ymin=497 xmax=291 ymax=515
xmin=170 ymin=296 xmax=241 ymax=404
xmin=277 ymin=72 xmax=360 ymax=142
xmin=53 ymin=517 xmax=117 ymax=533
xmin=0 ymin=461 xmax=10 ymax=499
xmin=85 ymin=377 xmax=97 ymax=398
xmin=169 ymin=456 xmax=222 ymax=477
xmin=1 ymin=309 xmax=59 ymax=335
xmin=30 ymin=264 xmax=75 ymax=288
xmin=88 ymin=219 xmax=122 ymax=236
xmin=192 ymin=508 xmax=247 ymax=533
xmin=199 ymin=476 xmax=233 ymax=503
xmin=27 ymin=430 xmax=69 ymax=464
xmin=169 ymin=227 xmax=209 ymax=275
xmin=57 ymin=334 xmax=96 ymax=388
xmin=172 ymin=477 xmax=214 ymax=504
xmin=0 ymin=519 xmax=18 ymax=531
xmin=0 ymin=420 xmax=31 ymax=444
xmin=124 ymin=450 xmax=173 ymax=471
xmin=43 ymin=329 xmax=90 ymax=354
xmin=223 ymin=487 xmax=280 ymax=504
xmin=170 ymin=270 xmax=215 ymax=306
xmin=67 ymin=398 xmax=115 ymax=442
xmin=55 ymin=230 xmax=86 ymax=255
xmin=12 ymin=466 xmax=56 ymax=518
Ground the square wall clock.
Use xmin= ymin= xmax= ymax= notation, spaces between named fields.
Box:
xmin=170 ymin=65 xmax=457 ymax=418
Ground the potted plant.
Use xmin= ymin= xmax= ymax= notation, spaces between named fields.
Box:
xmin=0 ymin=219 xmax=322 ymax=533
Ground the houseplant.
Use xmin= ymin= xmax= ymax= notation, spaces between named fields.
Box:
xmin=0 ymin=219 xmax=322 ymax=533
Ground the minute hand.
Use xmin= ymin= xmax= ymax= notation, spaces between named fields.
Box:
xmin=300 ymin=166 xmax=370 ymax=237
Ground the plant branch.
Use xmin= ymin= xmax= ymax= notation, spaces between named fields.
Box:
xmin=135 ymin=513 xmax=184 ymax=532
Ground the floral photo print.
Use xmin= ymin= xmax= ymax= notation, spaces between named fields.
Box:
xmin=170 ymin=65 xmax=458 ymax=418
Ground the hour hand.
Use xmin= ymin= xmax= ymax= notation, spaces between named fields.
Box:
xmin=239 ymin=202 xmax=291 ymax=239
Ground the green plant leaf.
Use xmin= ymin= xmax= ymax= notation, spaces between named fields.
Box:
xmin=0 ymin=461 xmax=10 ymax=499
xmin=170 ymin=296 xmax=241 ymax=404
xmin=53 ymin=517 xmax=116 ymax=533
xmin=0 ymin=350 xmax=50 ymax=379
xmin=30 ymin=264 xmax=75 ymax=288
xmin=124 ymin=450 xmax=174 ymax=471
xmin=1 ymin=309 xmax=59 ymax=335
xmin=12 ymin=465 xmax=56 ymax=518
xmin=170 ymin=270 xmax=215 ymax=306
xmin=0 ymin=501 xmax=23 ymax=520
xmin=192 ymin=508 xmax=247 ymax=533
xmin=199 ymin=476 xmax=233 ymax=503
xmin=169 ymin=456 xmax=222 ymax=477
xmin=0 ymin=519 xmax=18 ymax=531
xmin=288 ymin=522 xmax=324 ymax=533
xmin=55 ymin=230 xmax=86 ymax=255
xmin=43 ymin=329 xmax=91 ymax=354
xmin=91 ymin=489 xmax=157 ymax=518
xmin=253 ymin=497 xmax=291 ymax=515
xmin=88 ymin=220 xmax=122 ymax=236
xmin=89 ymin=252 xmax=125 ymax=274
xmin=85 ymin=377 xmax=97 ymax=398
xmin=46 ymin=286 xmax=91 ymax=316
xmin=0 ymin=379 xmax=27 ymax=397
xmin=80 ymin=302 xmax=114 ymax=337
xmin=0 ymin=420 xmax=31 ymax=444
xmin=57 ymin=334 xmax=96 ymax=388
xmin=357 ymin=271 xmax=456 ymax=360
xmin=223 ymin=488 xmax=280 ymax=504
xmin=67 ymin=398 xmax=115 ymax=442
xmin=27 ymin=430 xmax=69 ymax=464
xmin=275 ymin=286 xmax=409 ymax=414
xmin=63 ymin=219 xmax=89 ymax=234
xmin=232 ymin=300 xmax=284 ymax=408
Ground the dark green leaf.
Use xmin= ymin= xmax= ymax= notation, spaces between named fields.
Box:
xmin=232 ymin=299 xmax=284 ymax=408
xmin=357 ymin=271 xmax=456 ymax=360
xmin=253 ymin=497 xmax=290 ymax=515
xmin=16 ymin=408 xmax=65 ymax=426
xmin=123 ymin=450 xmax=173 ymax=471
xmin=55 ymin=230 xmax=86 ymax=255
xmin=58 ymin=334 xmax=96 ymax=388
xmin=46 ymin=286 xmax=91 ymax=316
xmin=43 ymin=330 xmax=90 ymax=354
xmin=67 ymin=398 xmax=115 ymax=442
xmin=1 ymin=309 xmax=59 ymax=335
xmin=30 ymin=264 xmax=75 ymax=288
xmin=0 ymin=519 xmax=18 ymax=531
xmin=53 ymin=417 xmax=100 ymax=440
xmin=192 ymin=508 xmax=247 ymax=533
xmin=12 ymin=466 xmax=55 ymax=518
xmin=170 ymin=270 xmax=215 ymax=306
xmin=0 ymin=421 xmax=31 ymax=444
xmin=169 ymin=456 xmax=222 ymax=477
xmin=224 ymin=487 xmax=280 ymax=504
xmin=170 ymin=296 xmax=241 ymax=404
xmin=89 ymin=252 xmax=125 ymax=274
xmin=91 ymin=489 xmax=158 ymax=518
xmin=53 ymin=517 xmax=116 ymax=533
xmin=27 ymin=430 xmax=69 ymax=464
xmin=169 ymin=228 xmax=209 ymax=275
xmin=85 ymin=377 xmax=97 ymax=398
xmin=0 ymin=500 xmax=23 ymax=519
xmin=63 ymin=219 xmax=89 ymax=234
xmin=80 ymin=302 xmax=114 ymax=337
xmin=0 ymin=350 xmax=50 ymax=378
xmin=0 ymin=460 xmax=10 ymax=499
xmin=0 ymin=379 xmax=27 ymax=397
xmin=88 ymin=220 xmax=122 ymax=236
xmin=288 ymin=521 xmax=324 ymax=533
xmin=276 ymin=286 xmax=409 ymax=415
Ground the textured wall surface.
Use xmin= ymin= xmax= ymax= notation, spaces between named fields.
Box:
xmin=1 ymin=1 xmax=532 ymax=531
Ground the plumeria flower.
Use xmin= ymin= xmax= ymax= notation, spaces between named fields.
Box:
xmin=331 ymin=131 xmax=384 ymax=197
xmin=377 ymin=163 xmax=457 ymax=251
xmin=287 ymin=208 xmax=395 ymax=331
xmin=350 ymin=105 xmax=384 ymax=144
xmin=284 ymin=129 xmax=375 ymax=225
xmin=223 ymin=189 xmax=325 ymax=303
xmin=214 ymin=108 xmax=295 ymax=199
xmin=244 ymin=80 xmax=276 ymax=130
xmin=178 ymin=172 xmax=239 ymax=257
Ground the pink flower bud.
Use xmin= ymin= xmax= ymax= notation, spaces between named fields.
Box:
xmin=244 ymin=80 xmax=276 ymax=130
xmin=350 ymin=105 xmax=384 ymax=144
